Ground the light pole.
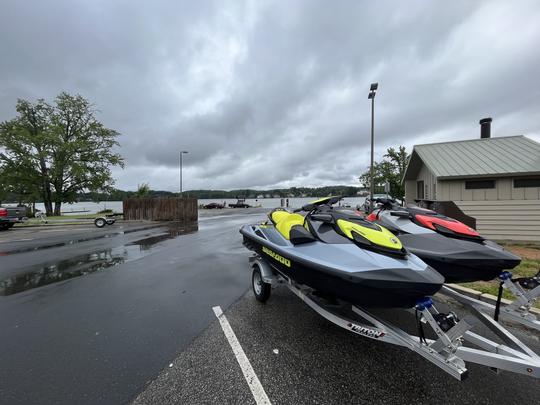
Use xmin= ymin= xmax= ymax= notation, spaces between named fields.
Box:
xmin=368 ymin=82 xmax=378 ymax=212
xmin=179 ymin=150 xmax=188 ymax=197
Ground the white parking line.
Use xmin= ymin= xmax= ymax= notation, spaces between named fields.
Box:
xmin=212 ymin=306 xmax=272 ymax=405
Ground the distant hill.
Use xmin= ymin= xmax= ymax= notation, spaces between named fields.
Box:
xmin=1 ymin=185 xmax=364 ymax=204
xmin=82 ymin=185 xmax=363 ymax=200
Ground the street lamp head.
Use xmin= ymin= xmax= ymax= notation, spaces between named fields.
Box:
xmin=370 ymin=82 xmax=378 ymax=91
xmin=181 ymin=150 xmax=188 ymax=154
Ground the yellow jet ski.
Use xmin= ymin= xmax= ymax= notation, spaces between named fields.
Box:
xmin=240 ymin=196 xmax=444 ymax=308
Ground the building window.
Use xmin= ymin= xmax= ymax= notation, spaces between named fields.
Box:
xmin=465 ymin=180 xmax=495 ymax=189
xmin=514 ymin=178 xmax=540 ymax=188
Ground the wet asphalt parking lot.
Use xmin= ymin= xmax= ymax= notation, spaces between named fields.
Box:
xmin=1 ymin=209 xmax=539 ymax=404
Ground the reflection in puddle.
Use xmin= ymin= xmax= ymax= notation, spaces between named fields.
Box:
xmin=0 ymin=223 xmax=198 ymax=296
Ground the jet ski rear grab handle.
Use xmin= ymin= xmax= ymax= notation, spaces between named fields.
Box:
xmin=249 ymin=255 xmax=540 ymax=381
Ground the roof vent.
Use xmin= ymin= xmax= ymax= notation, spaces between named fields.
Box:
xmin=479 ymin=117 xmax=492 ymax=139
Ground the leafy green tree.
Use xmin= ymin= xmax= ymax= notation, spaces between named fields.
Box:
xmin=0 ymin=98 xmax=53 ymax=211
xmin=359 ymin=146 xmax=410 ymax=199
xmin=135 ymin=182 xmax=150 ymax=198
xmin=0 ymin=167 xmax=8 ymax=205
xmin=0 ymin=92 xmax=124 ymax=215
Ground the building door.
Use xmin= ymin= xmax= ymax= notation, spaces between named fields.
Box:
xmin=417 ymin=180 xmax=424 ymax=199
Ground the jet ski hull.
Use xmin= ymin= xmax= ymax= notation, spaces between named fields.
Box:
xmin=398 ymin=233 xmax=521 ymax=283
xmin=240 ymin=225 xmax=444 ymax=308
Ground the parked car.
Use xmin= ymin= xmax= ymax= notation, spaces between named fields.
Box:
xmin=0 ymin=205 xmax=27 ymax=230
xmin=203 ymin=202 xmax=225 ymax=209
xmin=229 ymin=199 xmax=251 ymax=208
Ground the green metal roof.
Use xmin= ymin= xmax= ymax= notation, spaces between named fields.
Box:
xmin=404 ymin=135 xmax=540 ymax=180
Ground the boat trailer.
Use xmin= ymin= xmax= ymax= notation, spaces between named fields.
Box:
xmin=445 ymin=272 xmax=540 ymax=332
xmin=249 ymin=255 xmax=540 ymax=381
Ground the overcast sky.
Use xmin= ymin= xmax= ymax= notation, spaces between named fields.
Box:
xmin=1 ymin=0 xmax=539 ymax=191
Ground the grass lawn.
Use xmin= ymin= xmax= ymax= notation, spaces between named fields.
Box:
xmin=459 ymin=244 xmax=540 ymax=308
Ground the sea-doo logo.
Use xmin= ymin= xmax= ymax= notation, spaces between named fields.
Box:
xmin=347 ymin=322 xmax=385 ymax=338
xmin=262 ymin=246 xmax=291 ymax=267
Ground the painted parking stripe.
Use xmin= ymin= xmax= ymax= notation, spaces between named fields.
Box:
xmin=212 ymin=306 xmax=272 ymax=405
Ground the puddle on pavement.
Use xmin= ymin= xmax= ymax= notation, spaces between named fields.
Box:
xmin=0 ymin=223 xmax=198 ymax=296
xmin=0 ymin=222 xmax=197 ymax=255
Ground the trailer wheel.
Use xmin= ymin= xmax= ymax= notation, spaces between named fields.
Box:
xmin=94 ymin=217 xmax=106 ymax=228
xmin=252 ymin=265 xmax=271 ymax=303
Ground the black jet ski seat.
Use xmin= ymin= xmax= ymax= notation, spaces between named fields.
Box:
xmin=269 ymin=208 xmax=315 ymax=244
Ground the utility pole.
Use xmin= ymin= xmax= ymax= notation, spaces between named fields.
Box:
xmin=179 ymin=150 xmax=188 ymax=197
xmin=368 ymin=83 xmax=378 ymax=212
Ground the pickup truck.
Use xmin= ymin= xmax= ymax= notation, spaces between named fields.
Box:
xmin=0 ymin=206 xmax=27 ymax=230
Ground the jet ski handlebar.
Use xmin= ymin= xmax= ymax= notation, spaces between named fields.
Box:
xmin=373 ymin=197 xmax=399 ymax=209
xmin=294 ymin=203 xmax=318 ymax=213
xmin=309 ymin=213 xmax=333 ymax=223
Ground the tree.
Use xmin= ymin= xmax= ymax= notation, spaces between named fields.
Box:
xmin=0 ymin=167 xmax=8 ymax=205
xmin=0 ymin=93 xmax=124 ymax=215
xmin=359 ymin=146 xmax=410 ymax=199
xmin=0 ymin=98 xmax=53 ymax=211
xmin=135 ymin=182 xmax=150 ymax=198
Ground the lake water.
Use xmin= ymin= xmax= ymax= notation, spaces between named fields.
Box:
xmin=25 ymin=196 xmax=366 ymax=215
xmin=198 ymin=197 xmax=367 ymax=210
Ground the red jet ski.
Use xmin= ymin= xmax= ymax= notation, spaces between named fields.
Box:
xmin=365 ymin=198 xmax=521 ymax=283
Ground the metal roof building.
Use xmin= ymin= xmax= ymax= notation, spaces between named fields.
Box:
xmin=403 ymin=127 xmax=540 ymax=241
xmin=405 ymin=135 xmax=540 ymax=180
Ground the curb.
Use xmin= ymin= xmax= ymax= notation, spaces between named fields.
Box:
xmin=447 ymin=283 xmax=540 ymax=315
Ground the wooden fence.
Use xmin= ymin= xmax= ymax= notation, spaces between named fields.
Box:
xmin=123 ymin=198 xmax=198 ymax=222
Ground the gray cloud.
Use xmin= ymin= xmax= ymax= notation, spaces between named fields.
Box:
xmin=1 ymin=0 xmax=539 ymax=191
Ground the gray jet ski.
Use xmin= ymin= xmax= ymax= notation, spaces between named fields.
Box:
xmin=240 ymin=197 xmax=444 ymax=308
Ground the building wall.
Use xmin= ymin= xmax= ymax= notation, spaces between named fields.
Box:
xmin=454 ymin=200 xmax=540 ymax=241
xmin=404 ymin=180 xmax=416 ymax=203
xmin=436 ymin=178 xmax=540 ymax=241
xmin=437 ymin=178 xmax=540 ymax=201
xmin=404 ymin=163 xmax=437 ymax=202
xmin=417 ymin=164 xmax=437 ymax=200
xmin=406 ymin=166 xmax=540 ymax=241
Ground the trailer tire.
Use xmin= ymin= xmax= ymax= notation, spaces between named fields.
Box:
xmin=94 ymin=217 xmax=107 ymax=228
xmin=252 ymin=265 xmax=271 ymax=303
